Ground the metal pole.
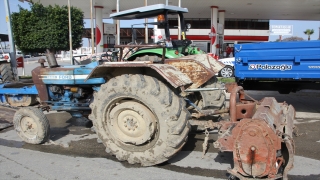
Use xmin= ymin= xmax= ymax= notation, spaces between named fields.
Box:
xmin=0 ymin=39 xmax=4 ymax=55
xmin=4 ymin=0 xmax=18 ymax=81
xmin=145 ymin=0 xmax=148 ymax=44
xmin=68 ymin=0 xmax=73 ymax=65
xmin=178 ymin=0 xmax=181 ymax=40
xmin=90 ymin=0 xmax=94 ymax=54
xmin=21 ymin=63 xmax=25 ymax=76
xmin=153 ymin=17 xmax=158 ymax=43
xmin=166 ymin=0 xmax=168 ymax=5
xmin=116 ymin=0 xmax=120 ymax=45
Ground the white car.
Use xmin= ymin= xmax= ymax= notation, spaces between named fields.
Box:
xmin=218 ymin=57 xmax=235 ymax=78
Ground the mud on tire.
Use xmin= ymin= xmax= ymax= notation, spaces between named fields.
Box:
xmin=0 ymin=63 xmax=14 ymax=83
xmin=199 ymin=77 xmax=226 ymax=110
xmin=190 ymin=77 xmax=226 ymax=131
xmin=13 ymin=107 xmax=50 ymax=144
xmin=89 ymin=74 xmax=190 ymax=166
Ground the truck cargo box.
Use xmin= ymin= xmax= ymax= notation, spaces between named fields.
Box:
xmin=234 ymin=40 xmax=320 ymax=80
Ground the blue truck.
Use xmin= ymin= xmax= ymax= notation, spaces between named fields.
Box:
xmin=234 ymin=40 xmax=320 ymax=94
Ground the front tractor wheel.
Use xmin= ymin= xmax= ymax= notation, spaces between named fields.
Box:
xmin=13 ymin=107 xmax=50 ymax=144
xmin=89 ymin=74 xmax=190 ymax=166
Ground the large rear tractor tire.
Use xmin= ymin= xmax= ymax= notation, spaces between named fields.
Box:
xmin=89 ymin=74 xmax=190 ymax=166
xmin=13 ymin=107 xmax=50 ymax=144
xmin=190 ymin=77 xmax=226 ymax=131
xmin=0 ymin=63 xmax=14 ymax=83
xmin=199 ymin=77 xmax=226 ymax=110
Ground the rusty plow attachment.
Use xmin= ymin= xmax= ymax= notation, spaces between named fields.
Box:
xmin=191 ymin=84 xmax=295 ymax=180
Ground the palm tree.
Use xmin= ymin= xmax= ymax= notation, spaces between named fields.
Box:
xmin=303 ymin=29 xmax=314 ymax=40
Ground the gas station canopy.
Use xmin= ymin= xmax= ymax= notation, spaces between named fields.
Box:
xmin=37 ymin=0 xmax=320 ymax=20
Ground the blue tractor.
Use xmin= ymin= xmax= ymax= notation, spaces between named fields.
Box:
xmin=6 ymin=47 xmax=225 ymax=161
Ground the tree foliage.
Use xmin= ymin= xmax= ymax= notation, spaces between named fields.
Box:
xmin=276 ymin=36 xmax=305 ymax=42
xmin=11 ymin=2 xmax=84 ymax=53
xmin=303 ymin=29 xmax=314 ymax=41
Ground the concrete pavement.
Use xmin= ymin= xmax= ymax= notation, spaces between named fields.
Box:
xmin=1 ymin=90 xmax=320 ymax=179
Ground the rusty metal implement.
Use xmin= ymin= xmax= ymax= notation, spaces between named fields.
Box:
xmin=191 ymin=84 xmax=295 ymax=180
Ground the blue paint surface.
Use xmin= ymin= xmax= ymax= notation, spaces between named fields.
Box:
xmin=41 ymin=61 xmax=105 ymax=84
xmin=235 ymin=40 xmax=320 ymax=80
xmin=0 ymin=61 xmax=104 ymax=110
xmin=0 ymin=84 xmax=38 ymax=95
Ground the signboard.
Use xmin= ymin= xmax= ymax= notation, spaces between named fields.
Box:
xmin=103 ymin=23 xmax=116 ymax=34
xmin=270 ymin=25 xmax=293 ymax=35
xmin=16 ymin=56 xmax=24 ymax=68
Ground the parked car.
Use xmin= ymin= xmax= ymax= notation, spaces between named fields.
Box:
xmin=218 ymin=57 xmax=235 ymax=77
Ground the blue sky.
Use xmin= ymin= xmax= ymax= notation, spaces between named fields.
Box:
xmin=269 ymin=20 xmax=320 ymax=41
xmin=1 ymin=0 xmax=320 ymax=45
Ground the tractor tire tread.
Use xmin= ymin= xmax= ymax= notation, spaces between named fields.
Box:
xmin=89 ymin=74 xmax=190 ymax=166
xmin=13 ymin=107 xmax=50 ymax=144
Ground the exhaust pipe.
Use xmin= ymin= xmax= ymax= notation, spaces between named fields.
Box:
xmin=46 ymin=49 xmax=59 ymax=68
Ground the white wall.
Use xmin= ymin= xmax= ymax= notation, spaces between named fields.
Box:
xmin=159 ymin=29 xmax=269 ymax=37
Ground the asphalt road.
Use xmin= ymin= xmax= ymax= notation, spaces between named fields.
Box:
xmin=0 ymin=90 xmax=320 ymax=180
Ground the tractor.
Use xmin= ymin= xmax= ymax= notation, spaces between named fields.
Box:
xmin=3 ymin=4 xmax=295 ymax=180
xmin=110 ymin=4 xmax=204 ymax=61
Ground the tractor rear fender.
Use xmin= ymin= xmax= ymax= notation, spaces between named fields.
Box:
xmin=165 ymin=54 xmax=225 ymax=89
xmin=86 ymin=62 xmax=192 ymax=89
